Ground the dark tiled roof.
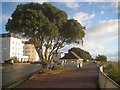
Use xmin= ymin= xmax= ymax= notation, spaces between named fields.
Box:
xmin=61 ymin=51 xmax=82 ymax=59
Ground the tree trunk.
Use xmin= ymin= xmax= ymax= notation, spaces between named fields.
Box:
xmin=36 ymin=47 xmax=44 ymax=61
xmin=44 ymin=46 xmax=49 ymax=61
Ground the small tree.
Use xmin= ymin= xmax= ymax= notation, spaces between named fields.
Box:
xmin=95 ymin=54 xmax=107 ymax=61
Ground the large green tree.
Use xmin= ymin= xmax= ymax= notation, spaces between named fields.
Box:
xmin=68 ymin=47 xmax=92 ymax=61
xmin=6 ymin=2 xmax=85 ymax=68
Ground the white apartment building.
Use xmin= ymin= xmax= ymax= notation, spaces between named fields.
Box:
xmin=0 ymin=33 xmax=28 ymax=63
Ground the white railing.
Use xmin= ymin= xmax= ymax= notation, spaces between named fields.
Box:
xmin=99 ymin=66 xmax=120 ymax=88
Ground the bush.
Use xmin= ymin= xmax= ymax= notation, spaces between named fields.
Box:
xmin=52 ymin=65 xmax=59 ymax=70
xmin=52 ymin=65 xmax=64 ymax=70
xmin=41 ymin=60 xmax=49 ymax=69
xmin=48 ymin=65 xmax=63 ymax=70
xmin=4 ymin=59 xmax=12 ymax=64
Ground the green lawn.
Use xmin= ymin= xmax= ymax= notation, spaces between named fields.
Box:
xmin=40 ymin=65 xmax=76 ymax=75
xmin=48 ymin=66 xmax=76 ymax=74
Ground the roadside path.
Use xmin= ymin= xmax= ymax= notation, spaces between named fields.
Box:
xmin=17 ymin=62 xmax=99 ymax=88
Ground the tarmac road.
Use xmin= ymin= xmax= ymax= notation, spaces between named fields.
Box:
xmin=2 ymin=63 xmax=41 ymax=88
xmin=17 ymin=62 xmax=100 ymax=89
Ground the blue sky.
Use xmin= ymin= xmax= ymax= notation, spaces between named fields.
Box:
xmin=0 ymin=0 xmax=119 ymax=61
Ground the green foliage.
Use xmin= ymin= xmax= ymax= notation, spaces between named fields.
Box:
xmin=51 ymin=65 xmax=62 ymax=70
xmin=96 ymin=55 xmax=107 ymax=61
xmin=68 ymin=47 xmax=92 ymax=61
xmin=39 ymin=65 xmax=75 ymax=75
xmin=103 ymin=62 xmax=120 ymax=85
xmin=49 ymin=66 xmax=75 ymax=75
xmin=41 ymin=60 xmax=49 ymax=69
xmin=4 ymin=59 xmax=13 ymax=64
xmin=6 ymin=2 xmax=85 ymax=68
xmin=61 ymin=19 xmax=85 ymax=42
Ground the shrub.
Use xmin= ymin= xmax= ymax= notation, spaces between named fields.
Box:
xmin=52 ymin=65 xmax=58 ymax=70
xmin=41 ymin=60 xmax=49 ymax=69
xmin=4 ymin=59 xmax=12 ymax=64
xmin=48 ymin=65 xmax=64 ymax=70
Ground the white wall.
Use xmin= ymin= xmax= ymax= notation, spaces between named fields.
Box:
xmin=53 ymin=52 xmax=65 ymax=63
xmin=0 ymin=36 xmax=26 ymax=62
xmin=1 ymin=35 xmax=41 ymax=62
xmin=10 ymin=37 xmax=24 ymax=60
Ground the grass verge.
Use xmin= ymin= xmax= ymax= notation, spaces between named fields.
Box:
xmin=30 ymin=65 xmax=76 ymax=80
xmin=47 ymin=66 xmax=76 ymax=75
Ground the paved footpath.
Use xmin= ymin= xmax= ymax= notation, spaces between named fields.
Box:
xmin=17 ymin=62 xmax=99 ymax=89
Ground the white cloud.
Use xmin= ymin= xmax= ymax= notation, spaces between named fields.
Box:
xmin=50 ymin=0 xmax=119 ymax=2
xmin=89 ymin=19 xmax=118 ymax=43
xmin=82 ymin=19 xmax=118 ymax=59
xmin=2 ymin=0 xmax=48 ymax=3
xmin=29 ymin=0 xmax=48 ymax=3
xmin=62 ymin=2 xmax=79 ymax=10
xmin=60 ymin=19 xmax=118 ymax=61
xmin=111 ymin=2 xmax=118 ymax=8
xmin=73 ymin=12 xmax=95 ymax=26
xmin=2 ymin=0 xmax=119 ymax=2
xmin=100 ymin=11 xmax=104 ymax=14
xmin=109 ymin=2 xmax=119 ymax=14
xmin=89 ymin=19 xmax=118 ymax=36
xmin=106 ymin=51 xmax=118 ymax=61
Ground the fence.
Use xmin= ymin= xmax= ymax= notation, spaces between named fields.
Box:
xmin=99 ymin=66 xmax=120 ymax=88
